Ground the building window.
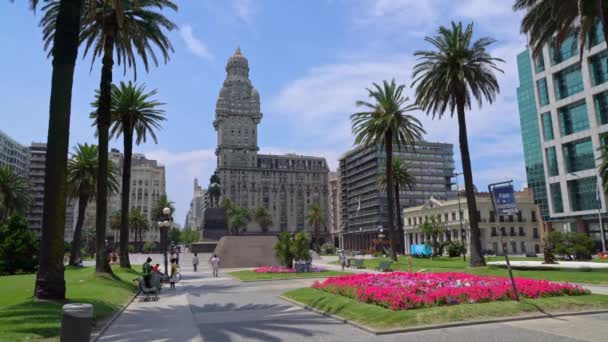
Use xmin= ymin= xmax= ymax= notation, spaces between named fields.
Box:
xmin=535 ymin=244 xmax=540 ymax=253
xmin=533 ymin=228 xmax=539 ymax=239
xmin=509 ymin=227 xmax=515 ymax=236
xmin=511 ymin=241 xmax=517 ymax=254
xmin=531 ymin=210 xmax=537 ymax=222
xmin=452 ymin=212 xmax=456 ymax=220
xmin=408 ymin=218 xmax=411 ymax=226
xmin=493 ymin=242 xmax=499 ymax=254
xmin=499 ymin=215 xmax=505 ymax=222
xmin=534 ymin=54 xmax=545 ymax=73
xmin=589 ymin=50 xmax=608 ymax=86
xmin=563 ymin=138 xmax=594 ymax=173
xmin=550 ymin=182 xmax=564 ymax=213
xmin=491 ymin=227 xmax=497 ymax=237
xmin=444 ymin=213 xmax=449 ymax=222
xmin=546 ymin=147 xmax=559 ymax=176
xmin=550 ymin=33 xmax=577 ymax=65
xmin=500 ymin=227 xmax=506 ymax=236
xmin=553 ymin=64 xmax=584 ymax=100
xmin=489 ymin=210 xmax=495 ymax=222
xmin=517 ymin=211 xmax=523 ymax=222
xmin=536 ymin=78 xmax=550 ymax=106
xmin=594 ymin=91 xmax=608 ymax=126
xmin=558 ymin=100 xmax=589 ymax=136
xmin=541 ymin=112 xmax=554 ymax=141
xmin=520 ymin=241 xmax=527 ymax=253
xmin=568 ymin=176 xmax=599 ymax=211
xmin=519 ymin=227 xmax=525 ymax=236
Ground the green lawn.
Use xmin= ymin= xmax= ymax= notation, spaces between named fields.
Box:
xmin=228 ymin=270 xmax=350 ymax=282
xmin=283 ymin=287 xmax=608 ymax=331
xmin=0 ymin=266 xmax=140 ymax=341
xmin=334 ymin=257 xmax=608 ymax=285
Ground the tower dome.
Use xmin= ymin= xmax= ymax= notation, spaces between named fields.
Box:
xmin=226 ymin=46 xmax=249 ymax=76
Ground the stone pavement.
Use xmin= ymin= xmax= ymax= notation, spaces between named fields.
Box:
xmin=97 ymin=253 xmax=608 ymax=342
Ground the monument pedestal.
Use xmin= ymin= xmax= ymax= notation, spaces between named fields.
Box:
xmin=190 ymin=207 xmax=228 ymax=254
xmin=213 ymin=235 xmax=280 ymax=267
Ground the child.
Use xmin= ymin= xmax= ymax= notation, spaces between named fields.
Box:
xmin=192 ymin=253 xmax=199 ymax=272
xmin=170 ymin=258 xmax=178 ymax=288
xmin=210 ymin=254 xmax=220 ymax=277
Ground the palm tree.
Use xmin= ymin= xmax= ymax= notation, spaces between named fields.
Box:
xmin=514 ymin=0 xmax=608 ymax=59
xmin=412 ymin=22 xmax=504 ymax=267
xmin=110 ymin=210 xmax=121 ymax=242
xmin=228 ymin=205 xmax=250 ymax=236
xmin=253 ymin=207 xmax=273 ymax=233
xmin=378 ymin=158 xmax=416 ymax=253
xmin=96 ymin=81 xmax=165 ymax=267
xmin=0 ymin=166 xmax=31 ymax=221
xmin=66 ymin=143 xmax=118 ymax=265
xmin=351 ymin=80 xmax=425 ymax=262
xmin=306 ymin=203 xmax=325 ymax=252
xmin=41 ymin=0 xmax=177 ymax=274
xmin=30 ymin=0 xmax=84 ymax=300
xmin=129 ymin=208 xmax=149 ymax=252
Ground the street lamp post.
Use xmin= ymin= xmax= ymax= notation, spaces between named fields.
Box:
xmin=377 ymin=226 xmax=385 ymax=255
xmin=157 ymin=207 xmax=173 ymax=275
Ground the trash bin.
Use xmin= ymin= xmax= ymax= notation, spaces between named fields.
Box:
xmin=61 ymin=303 xmax=93 ymax=342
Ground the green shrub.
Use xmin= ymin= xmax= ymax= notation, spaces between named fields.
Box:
xmin=320 ymin=242 xmax=336 ymax=255
xmin=128 ymin=245 xmax=135 ymax=253
xmin=293 ymin=231 xmax=311 ymax=261
xmin=548 ymin=231 xmax=596 ymax=260
xmin=0 ymin=215 xmax=39 ymax=274
xmin=447 ymin=240 xmax=465 ymax=258
xmin=143 ymin=241 xmax=155 ymax=253
xmin=274 ymin=232 xmax=295 ymax=267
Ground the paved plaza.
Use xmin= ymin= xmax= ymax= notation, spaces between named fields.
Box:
xmin=97 ymin=253 xmax=608 ymax=342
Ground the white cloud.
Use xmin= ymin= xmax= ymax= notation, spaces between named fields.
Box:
xmin=179 ymin=25 xmax=214 ymax=61
xmin=233 ymin=0 xmax=254 ymax=25
xmin=145 ymin=149 xmax=216 ymax=225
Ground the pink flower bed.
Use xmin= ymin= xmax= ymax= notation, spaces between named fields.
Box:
xmin=312 ymin=272 xmax=589 ymax=310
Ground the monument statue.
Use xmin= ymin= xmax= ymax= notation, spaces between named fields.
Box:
xmin=208 ymin=171 xmax=222 ymax=207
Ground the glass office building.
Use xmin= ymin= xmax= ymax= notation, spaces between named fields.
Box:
xmin=516 ymin=24 xmax=608 ymax=249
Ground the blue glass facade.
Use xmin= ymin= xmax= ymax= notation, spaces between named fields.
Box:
xmin=517 ymin=51 xmax=550 ymax=219
xmin=558 ymin=100 xmax=590 ymax=136
xmin=554 ymin=65 xmax=584 ymax=100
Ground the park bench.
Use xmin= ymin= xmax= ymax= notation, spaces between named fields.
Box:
xmin=525 ymin=252 xmax=538 ymax=258
xmin=375 ymin=261 xmax=393 ymax=272
xmin=350 ymin=259 xmax=365 ymax=269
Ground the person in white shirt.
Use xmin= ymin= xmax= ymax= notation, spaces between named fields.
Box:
xmin=192 ymin=253 xmax=199 ymax=272
xmin=210 ymin=254 xmax=220 ymax=277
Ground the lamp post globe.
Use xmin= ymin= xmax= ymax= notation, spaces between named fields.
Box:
xmin=163 ymin=207 xmax=171 ymax=215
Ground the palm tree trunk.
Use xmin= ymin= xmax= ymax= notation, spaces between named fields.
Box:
xmin=35 ymin=0 xmax=82 ymax=300
xmin=119 ymin=128 xmax=133 ymax=268
xmin=394 ymin=182 xmax=403 ymax=254
xmin=95 ymin=33 xmax=115 ymax=274
xmin=456 ymin=100 xmax=485 ymax=267
xmin=384 ymin=131 xmax=398 ymax=262
xmin=69 ymin=192 xmax=89 ymax=265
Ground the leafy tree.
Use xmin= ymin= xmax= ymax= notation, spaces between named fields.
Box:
xmin=274 ymin=232 xmax=295 ymax=268
xmin=142 ymin=241 xmax=155 ymax=253
xmin=548 ymin=231 xmax=597 ymax=260
xmin=253 ymin=207 xmax=273 ymax=233
xmin=66 ymin=143 xmax=118 ymax=265
xmin=41 ymin=0 xmax=177 ymax=274
xmin=292 ymin=231 xmax=311 ymax=261
xmin=378 ymin=158 xmax=416 ymax=252
xmin=352 ymin=79 xmax=425 ymax=262
xmin=320 ymin=242 xmax=337 ymax=255
xmin=447 ymin=240 xmax=465 ymax=258
xmin=0 ymin=165 xmax=31 ymax=221
xmin=412 ymin=22 xmax=503 ymax=267
xmin=169 ymin=227 xmax=181 ymax=245
xmin=93 ymin=81 xmax=165 ymax=267
xmin=419 ymin=218 xmax=449 ymax=256
xmin=180 ymin=227 xmax=199 ymax=246
xmin=0 ymin=215 xmax=39 ymax=274
xmin=514 ymin=0 xmax=608 ymax=59
xmin=228 ymin=205 xmax=250 ymax=236
xmin=129 ymin=208 xmax=149 ymax=252
xmin=306 ymin=203 xmax=325 ymax=252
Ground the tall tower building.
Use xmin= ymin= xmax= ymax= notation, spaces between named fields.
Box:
xmin=213 ymin=48 xmax=329 ymax=234
xmin=0 ymin=129 xmax=29 ymax=175
xmin=516 ymin=25 xmax=608 ymax=249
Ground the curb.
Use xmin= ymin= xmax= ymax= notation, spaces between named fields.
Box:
xmin=91 ymin=290 xmax=140 ymax=342
xmin=227 ymin=273 xmax=349 ymax=283
xmin=279 ymin=295 xmax=608 ymax=336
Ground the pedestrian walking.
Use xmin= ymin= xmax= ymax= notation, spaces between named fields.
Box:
xmin=338 ymin=251 xmax=347 ymax=271
xmin=170 ymin=258 xmax=177 ymax=289
xmin=210 ymin=254 xmax=220 ymax=277
xmin=143 ymin=257 xmax=152 ymax=288
xmin=192 ymin=253 xmax=199 ymax=272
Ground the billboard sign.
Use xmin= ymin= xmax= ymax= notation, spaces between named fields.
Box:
xmin=492 ymin=184 xmax=517 ymax=215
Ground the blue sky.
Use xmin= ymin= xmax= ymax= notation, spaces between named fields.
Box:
xmin=1 ymin=0 xmax=526 ymax=225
